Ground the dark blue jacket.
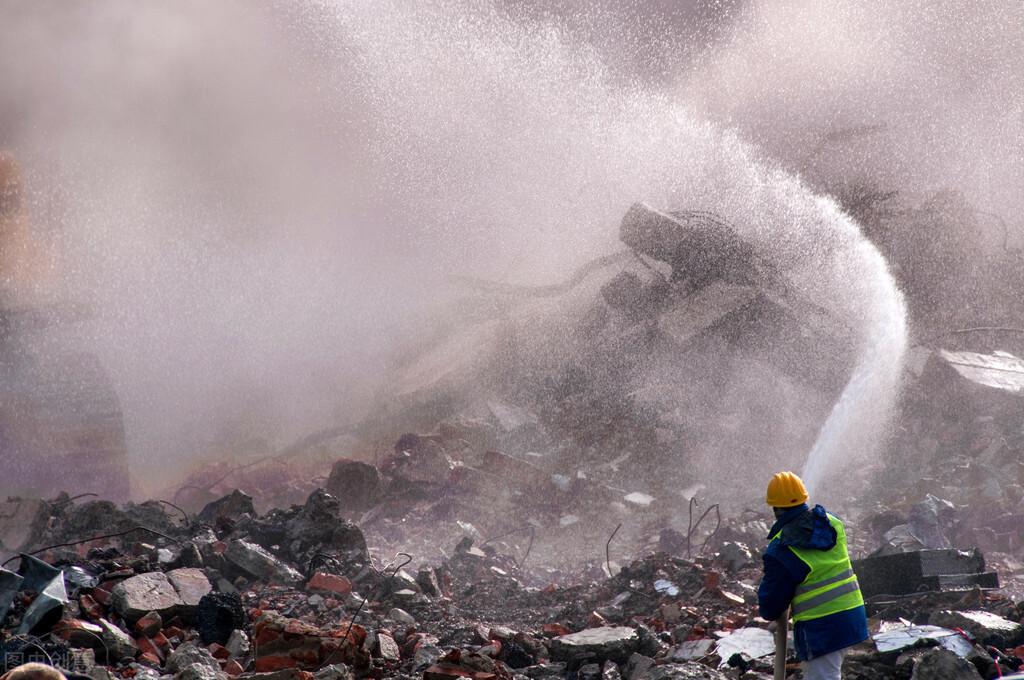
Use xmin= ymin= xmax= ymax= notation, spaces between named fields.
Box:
xmin=757 ymin=504 xmax=869 ymax=661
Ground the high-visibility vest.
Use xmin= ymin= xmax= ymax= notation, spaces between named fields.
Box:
xmin=770 ymin=513 xmax=864 ymax=622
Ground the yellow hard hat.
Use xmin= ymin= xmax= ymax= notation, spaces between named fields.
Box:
xmin=766 ymin=471 xmax=808 ymax=508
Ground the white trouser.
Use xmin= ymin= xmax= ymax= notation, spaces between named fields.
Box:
xmin=802 ymin=649 xmax=843 ymax=680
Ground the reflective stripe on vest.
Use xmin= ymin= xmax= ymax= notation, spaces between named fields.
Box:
xmin=770 ymin=513 xmax=865 ymax=623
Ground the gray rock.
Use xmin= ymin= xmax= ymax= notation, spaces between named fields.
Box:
xmin=111 ymin=572 xmax=183 ymax=621
xmin=929 ymin=610 xmax=1024 ymax=648
xmin=314 ymin=665 xmax=354 ymax=680
xmin=388 ymin=569 xmax=421 ymax=594
xmin=625 ymin=654 xmax=656 ymax=680
xmin=413 ymin=645 xmax=442 ymax=672
xmin=578 ymin=664 xmax=601 ymax=680
xmin=174 ymin=663 xmax=227 ymax=680
xmin=166 ymin=643 xmax=222 ymax=675
xmin=225 ymin=539 xmax=303 ymax=585
xmin=167 ymin=568 xmax=213 ymax=613
xmin=132 ymin=669 xmax=161 ymax=680
xmin=417 ymin=568 xmax=441 ymax=597
xmin=909 ymin=648 xmax=983 ymax=679
xmin=197 ymin=490 xmax=256 ymax=525
xmin=325 ymin=460 xmax=384 ymax=512
xmin=522 ymin=664 xmax=567 ymax=678
xmin=715 ymin=542 xmax=753 ymax=572
xmin=98 ymin=618 xmax=139 ymax=661
xmin=70 ymin=648 xmax=97 ymax=674
xmin=388 ymin=608 xmax=416 ymax=626
xmin=602 ymin=661 xmax=622 ymax=680
xmin=226 ymin=629 xmax=251 ymax=658
xmin=671 ymin=640 xmax=714 ymax=662
xmin=549 ymin=627 xmax=641 ymax=665
xmin=377 ymin=632 xmax=401 ymax=662
xmin=647 ymin=664 xmax=729 ymax=680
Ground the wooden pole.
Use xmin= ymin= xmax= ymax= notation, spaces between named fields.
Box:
xmin=774 ymin=611 xmax=789 ymax=680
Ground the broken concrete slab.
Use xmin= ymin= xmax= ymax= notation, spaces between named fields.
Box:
xmin=548 ymin=627 xmax=641 ymax=666
xmin=929 ymin=610 xmax=1024 ymax=648
xmin=619 ymin=203 xmax=757 ymax=288
xmin=873 ymin=624 xmax=974 ymax=657
xmin=712 ymin=628 xmax=774 ymax=667
xmin=853 ymin=549 xmax=998 ymax=599
xmin=670 ymin=640 xmax=714 ymax=663
xmin=225 ymin=539 xmax=303 ymax=585
xmin=931 ymin=350 xmax=1024 ymax=395
xmin=111 ymin=572 xmax=183 ymax=621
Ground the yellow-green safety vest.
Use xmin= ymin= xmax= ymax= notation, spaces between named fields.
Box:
xmin=770 ymin=513 xmax=865 ymax=622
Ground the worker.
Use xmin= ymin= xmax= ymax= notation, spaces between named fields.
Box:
xmin=758 ymin=471 xmax=868 ymax=680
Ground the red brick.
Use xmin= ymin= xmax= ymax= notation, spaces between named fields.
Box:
xmin=255 ymin=627 xmax=281 ymax=645
xmin=139 ymin=652 xmax=162 ymax=666
xmin=255 ymin=655 xmax=298 ymax=672
xmin=152 ymin=631 xmax=172 ymax=653
xmin=79 ymin=594 xmax=104 ymax=620
xmin=135 ymin=611 xmax=163 ymax=637
xmin=91 ymin=588 xmax=112 ymax=606
xmin=306 ymin=572 xmax=352 ymax=596
xmin=224 ymin=660 xmax=244 ymax=677
xmin=137 ymin=636 xmax=165 ymax=663
xmin=210 ymin=643 xmax=230 ymax=660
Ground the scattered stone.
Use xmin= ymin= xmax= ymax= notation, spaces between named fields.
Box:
xmin=226 ymin=629 xmax=251 ymax=658
xmin=715 ymin=542 xmax=753 ymax=572
xmin=314 ymin=665 xmax=354 ymax=680
xmin=387 ymin=608 xmax=416 ymax=626
xmin=98 ymin=618 xmax=139 ymax=661
xmin=376 ymin=633 xmax=400 ymax=662
xmin=624 ymin=653 xmax=655 ymax=680
xmin=167 ymin=643 xmax=223 ymax=675
xmin=647 ymin=663 xmax=729 ymax=680
xmin=417 ymin=568 xmax=441 ymax=597
xmin=175 ymin=663 xmax=228 ymax=680
xmin=909 ymin=647 xmax=983 ymax=679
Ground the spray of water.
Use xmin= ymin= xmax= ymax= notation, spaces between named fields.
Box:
xmin=297 ymin=0 xmax=909 ymax=494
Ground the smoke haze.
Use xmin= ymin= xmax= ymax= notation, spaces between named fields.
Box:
xmin=0 ymin=1 xmax=1017 ymax=499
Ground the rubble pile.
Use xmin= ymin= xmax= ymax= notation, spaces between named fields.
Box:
xmin=0 ymin=204 xmax=1020 ymax=680
xmin=0 ymin=472 xmax=1023 ymax=680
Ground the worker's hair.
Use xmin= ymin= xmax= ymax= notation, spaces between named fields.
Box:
xmin=1 ymin=663 xmax=68 ymax=680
